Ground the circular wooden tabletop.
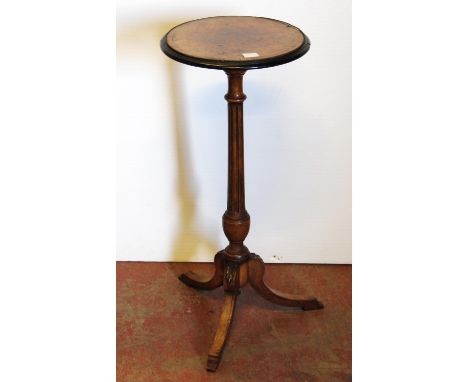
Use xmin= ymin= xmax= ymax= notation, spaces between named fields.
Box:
xmin=160 ymin=16 xmax=310 ymax=70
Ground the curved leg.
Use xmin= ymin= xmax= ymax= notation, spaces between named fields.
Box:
xmin=248 ymin=253 xmax=324 ymax=311
xmin=179 ymin=251 xmax=224 ymax=290
xmin=207 ymin=292 xmax=237 ymax=371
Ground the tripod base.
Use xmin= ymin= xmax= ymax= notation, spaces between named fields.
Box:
xmin=179 ymin=251 xmax=324 ymax=371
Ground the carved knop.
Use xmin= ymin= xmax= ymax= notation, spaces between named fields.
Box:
xmin=225 ymin=70 xmax=247 ymax=103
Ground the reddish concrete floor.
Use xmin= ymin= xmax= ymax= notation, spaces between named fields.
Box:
xmin=117 ymin=262 xmax=351 ymax=382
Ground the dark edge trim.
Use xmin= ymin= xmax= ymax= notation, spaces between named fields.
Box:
xmin=160 ymin=16 xmax=310 ymax=71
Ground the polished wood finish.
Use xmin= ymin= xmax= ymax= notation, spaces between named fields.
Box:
xmin=207 ymin=292 xmax=237 ymax=371
xmin=177 ymin=70 xmax=324 ymax=372
xmin=167 ymin=16 xmax=304 ymax=62
xmin=180 ymin=250 xmax=325 ymax=371
xmin=249 ymin=254 xmax=324 ymax=311
xmin=178 ymin=250 xmax=224 ymax=290
xmin=222 ymin=70 xmax=250 ymax=263
xmin=160 ymin=16 xmax=310 ymax=70
xmin=161 ymin=16 xmax=322 ymax=372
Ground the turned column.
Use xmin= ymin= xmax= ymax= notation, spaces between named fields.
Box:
xmin=222 ymin=70 xmax=250 ymax=263
xmin=161 ymin=16 xmax=324 ymax=373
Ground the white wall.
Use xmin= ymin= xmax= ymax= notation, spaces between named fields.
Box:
xmin=117 ymin=0 xmax=351 ymax=263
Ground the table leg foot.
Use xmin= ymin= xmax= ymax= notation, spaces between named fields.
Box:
xmin=248 ymin=253 xmax=324 ymax=310
xmin=206 ymin=292 xmax=237 ymax=371
xmin=206 ymin=355 xmax=219 ymax=372
xmin=179 ymin=251 xmax=224 ymax=290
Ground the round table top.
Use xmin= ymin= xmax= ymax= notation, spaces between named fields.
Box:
xmin=160 ymin=16 xmax=310 ymax=70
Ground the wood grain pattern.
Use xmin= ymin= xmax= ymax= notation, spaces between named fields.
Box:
xmin=161 ymin=18 xmax=322 ymax=372
xmin=178 ymin=250 xmax=224 ymax=290
xmin=167 ymin=16 xmax=304 ymax=62
xmin=249 ymin=253 xmax=324 ymax=311
xmin=222 ymin=70 xmax=250 ymax=263
xmin=160 ymin=16 xmax=310 ymax=70
xmin=207 ymin=292 xmax=238 ymax=372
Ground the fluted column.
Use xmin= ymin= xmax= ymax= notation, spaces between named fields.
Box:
xmin=222 ymin=70 xmax=250 ymax=262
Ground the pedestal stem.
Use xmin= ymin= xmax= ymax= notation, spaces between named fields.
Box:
xmin=222 ymin=70 xmax=250 ymax=261
xmin=179 ymin=70 xmax=325 ymax=373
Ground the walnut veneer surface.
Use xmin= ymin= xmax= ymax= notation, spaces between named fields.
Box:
xmin=161 ymin=16 xmax=310 ymax=70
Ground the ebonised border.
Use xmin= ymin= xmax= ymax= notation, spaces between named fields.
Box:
xmin=160 ymin=16 xmax=310 ymax=71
